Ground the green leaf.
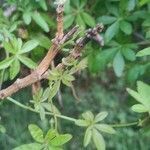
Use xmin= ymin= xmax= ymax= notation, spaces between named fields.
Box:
xmin=64 ymin=15 xmax=75 ymax=29
xmin=105 ymin=21 xmax=120 ymax=43
xmin=76 ymin=14 xmax=85 ymax=28
xmin=3 ymin=40 xmax=16 ymax=54
xmin=131 ymin=104 xmax=148 ymax=113
xmin=23 ymin=12 xmax=32 ymax=25
xmin=9 ymin=59 xmax=20 ymax=80
xmin=92 ymin=129 xmax=105 ymax=150
xmin=97 ymin=16 xmax=117 ymax=25
xmin=49 ymin=81 xmax=61 ymax=100
xmin=120 ymin=21 xmax=132 ymax=35
xmin=136 ymin=47 xmax=150 ymax=57
xmin=139 ymin=0 xmax=150 ymax=6
xmin=39 ymin=106 xmax=45 ymax=120
xmin=84 ymin=127 xmax=92 ymax=147
xmin=39 ymin=0 xmax=47 ymax=11
xmin=0 ymin=57 xmax=14 ymax=70
xmin=127 ymin=0 xmax=136 ymax=11
xmin=45 ymin=129 xmax=57 ymax=141
xmin=127 ymin=88 xmax=143 ymax=104
xmin=12 ymin=143 xmax=42 ymax=150
xmin=95 ymin=124 xmax=116 ymax=134
xmin=0 ymin=124 xmax=6 ymax=133
xmin=32 ymin=11 xmax=49 ymax=32
xmin=81 ymin=12 xmax=95 ymax=27
xmin=113 ymin=51 xmax=125 ymax=77
xmin=137 ymin=81 xmax=150 ymax=106
xmin=31 ymin=33 xmax=51 ymax=49
xmin=28 ymin=124 xmax=44 ymax=143
xmin=75 ymin=119 xmax=90 ymax=127
xmin=18 ymin=55 xmax=37 ymax=69
xmin=82 ymin=111 xmax=94 ymax=121
xmin=50 ymin=134 xmax=72 ymax=146
xmin=20 ymin=40 xmax=39 ymax=54
xmin=94 ymin=112 xmax=108 ymax=123
xmin=122 ymin=48 xmax=136 ymax=61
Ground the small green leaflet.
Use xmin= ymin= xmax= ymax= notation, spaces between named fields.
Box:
xmin=32 ymin=11 xmax=49 ymax=32
xmin=113 ymin=51 xmax=125 ymax=77
xmin=28 ymin=124 xmax=44 ymax=143
xmin=136 ymin=47 xmax=150 ymax=57
xmin=92 ymin=129 xmax=105 ymax=150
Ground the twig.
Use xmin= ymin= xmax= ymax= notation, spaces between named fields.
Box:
xmin=0 ymin=25 xmax=79 ymax=100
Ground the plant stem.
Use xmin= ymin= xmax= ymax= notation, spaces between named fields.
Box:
xmin=7 ymin=97 xmax=77 ymax=122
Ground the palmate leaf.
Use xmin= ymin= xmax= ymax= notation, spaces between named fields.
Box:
xmin=28 ymin=124 xmax=44 ymax=143
xmin=92 ymin=129 xmax=105 ymax=150
xmin=127 ymin=81 xmax=150 ymax=113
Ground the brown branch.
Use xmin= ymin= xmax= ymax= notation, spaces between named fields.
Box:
xmin=0 ymin=23 xmax=103 ymax=100
xmin=56 ymin=4 xmax=64 ymax=39
xmin=0 ymin=26 xmax=79 ymax=100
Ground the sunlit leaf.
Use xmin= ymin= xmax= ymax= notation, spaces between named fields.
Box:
xmin=50 ymin=134 xmax=72 ymax=146
xmin=20 ymin=40 xmax=39 ymax=54
xmin=84 ymin=127 xmax=92 ymax=147
xmin=75 ymin=119 xmax=90 ymax=127
xmin=28 ymin=124 xmax=44 ymax=143
xmin=131 ymin=104 xmax=148 ymax=113
xmin=92 ymin=129 xmax=105 ymax=150
xmin=95 ymin=124 xmax=116 ymax=134
xmin=136 ymin=47 xmax=150 ymax=57
xmin=18 ymin=55 xmax=37 ymax=69
xmin=32 ymin=11 xmax=49 ymax=32
xmin=0 ymin=57 xmax=14 ymax=70
xmin=94 ymin=112 xmax=108 ymax=123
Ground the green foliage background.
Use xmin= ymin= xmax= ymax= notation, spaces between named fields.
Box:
xmin=0 ymin=0 xmax=150 ymax=149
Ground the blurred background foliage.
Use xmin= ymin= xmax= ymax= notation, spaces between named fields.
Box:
xmin=0 ymin=0 xmax=150 ymax=149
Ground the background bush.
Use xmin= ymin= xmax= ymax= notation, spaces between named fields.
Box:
xmin=0 ymin=0 xmax=150 ymax=149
